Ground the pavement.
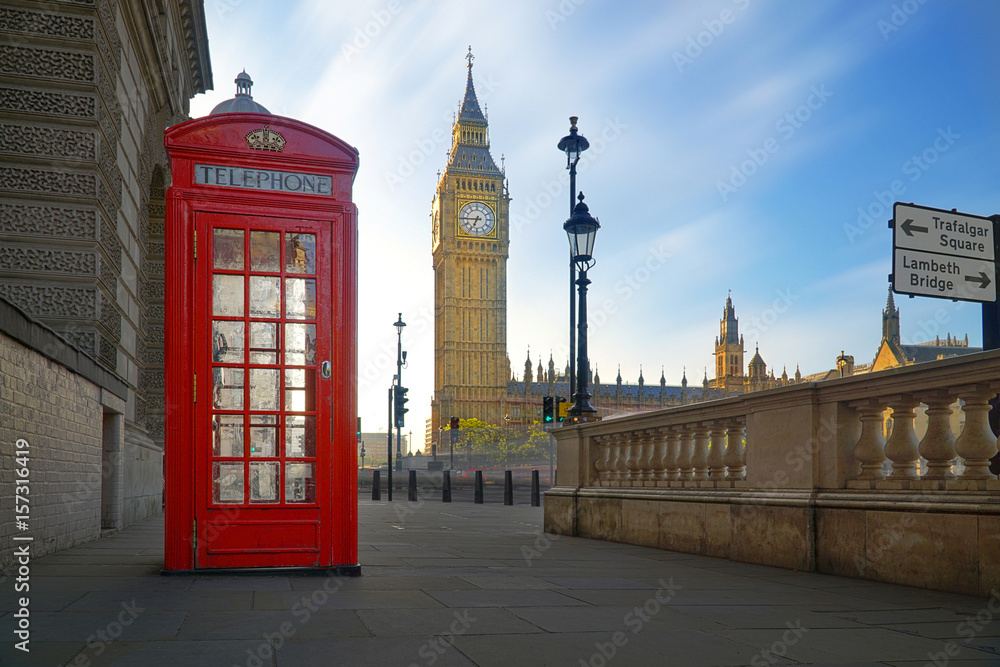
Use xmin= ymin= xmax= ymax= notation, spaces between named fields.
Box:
xmin=2 ymin=491 xmax=1000 ymax=667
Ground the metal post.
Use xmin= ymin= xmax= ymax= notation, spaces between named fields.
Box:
xmin=571 ymin=269 xmax=596 ymax=417
xmin=371 ymin=470 xmax=381 ymax=501
xmin=408 ymin=469 xmax=417 ymax=501
xmin=531 ymin=469 xmax=540 ymax=507
xmin=387 ymin=387 xmax=393 ymax=502
xmin=983 ymin=215 xmax=1000 ymax=351
xmin=474 ymin=470 xmax=484 ymax=504
xmin=442 ymin=470 xmax=451 ymax=503
xmin=504 ymin=470 xmax=513 ymax=506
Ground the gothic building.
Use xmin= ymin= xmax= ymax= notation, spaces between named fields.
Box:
xmin=430 ymin=50 xmax=512 ymax=435
xmin=0 ymin=0 xmax=210 ymax=559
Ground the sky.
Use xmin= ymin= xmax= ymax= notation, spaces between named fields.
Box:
xmin=189 ymin=0 xmax=1000 ymax=451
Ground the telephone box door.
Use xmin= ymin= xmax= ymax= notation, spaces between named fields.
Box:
xmin=195 ymin=211 xmax=333 ymax=568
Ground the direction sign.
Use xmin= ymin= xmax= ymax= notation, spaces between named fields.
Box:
xmin=892 ymin=202 xmax=997 ymax=303
xmin=893 ymin=249 xmax=995 ymax=302
xmin=893 ymin=203 xmax=994 ymax=261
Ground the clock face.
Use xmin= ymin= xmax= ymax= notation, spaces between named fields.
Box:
xmin=458 ymin=201 xmax=495 ymax=236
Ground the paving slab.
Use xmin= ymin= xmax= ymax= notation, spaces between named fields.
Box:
xmin=2 ymin=496 xmax=997 ymax=666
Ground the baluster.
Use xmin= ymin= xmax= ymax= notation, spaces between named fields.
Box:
xmin=651 ymin=428 xmax=668 ymax=481
xmin=663 ymin=426 xmax=681 ymax=480
xmin=853 ymin=399 xmax=887 ymax=480
xmin=691 ymin=423 xmax=711 ymax=480
xmin=609 ymin=432 xmax=626 ymax=483
xmin=621 ymin=432 xmax=638 ymax=483
xmin=955 ymin=385 xmax=999 ymax=479
xmin=676 ymin=426 xmax=694 ymax=480
xmin=637 ymin=430 xmax=656 ymax=481
xmin=918 ymin=392 xmax=956 ymax=479
xmin=724 ymin=418 xmax=746 ymax=479
xmin=708 ymin=421 xmax=728 ymax=479
xmin=592 ymin=435 xmax=609 ymax=484
xmin=885 ymin=396 xmax=920 ymax=479
xmin=628 ymin=431 xmax=646 ymax=484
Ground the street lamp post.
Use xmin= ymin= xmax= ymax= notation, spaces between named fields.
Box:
xmin=564 ymin=192 xmax=600 ymax=420
xmin=557 ymin=117 xmax=589 ymax=405
xmin=394 ymin=314 xmax=406 ymax=471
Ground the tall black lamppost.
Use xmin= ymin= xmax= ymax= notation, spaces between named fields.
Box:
xmin=557 ymin=117 xmax=589 ymax=404
xmin=393 ymin=313 xmax=406 ymax=471
xmin=564 ymin=192 xmax=600 ymax=420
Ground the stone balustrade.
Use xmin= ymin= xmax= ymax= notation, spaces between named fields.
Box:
xmin=545 ymin=350 xmax=1000 ymax=597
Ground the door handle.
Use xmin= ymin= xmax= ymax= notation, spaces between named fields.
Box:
xmin=321 ymin=361 xmax=332 ymax=379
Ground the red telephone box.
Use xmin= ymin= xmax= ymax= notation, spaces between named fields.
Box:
xmin=163 ymin=113 xmax=359 ymax=571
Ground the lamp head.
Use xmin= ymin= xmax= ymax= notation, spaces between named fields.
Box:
xmin=557 ymin=116 xmax=590 ymax=167
xmin=393 ymin=312 xmax=406 ymax=335
xmin=563 ymin=192 xmax=601 ymax=268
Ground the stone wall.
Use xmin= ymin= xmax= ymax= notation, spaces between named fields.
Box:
xmin=0 ymin=299 xmax=136 ymax=566
xmin=546 ymin=350 xmax=1000 ymax=597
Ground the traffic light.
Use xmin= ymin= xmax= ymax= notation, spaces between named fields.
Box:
xmin=449 ymin=416 xmax=460 ymax=430
xmin=393 ymin=385 xmax=408 ymax=427
xmin=557 ymin=396 xmax=568 ymax=422
xmin=357 ymin=417 xmax=362 ymax=443
xmin=543 ymin=396 xmax=554 ymax=423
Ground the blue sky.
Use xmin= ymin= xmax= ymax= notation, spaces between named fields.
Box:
xmin=190 ymin=0 xmax=1000 ymax=449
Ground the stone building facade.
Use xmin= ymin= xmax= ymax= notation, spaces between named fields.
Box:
xmin=0 ymin=0 xmax=211 ymax=558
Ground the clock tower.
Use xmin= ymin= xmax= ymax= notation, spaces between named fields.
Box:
xmin=431 ymin=50 xmax=510 ymax=439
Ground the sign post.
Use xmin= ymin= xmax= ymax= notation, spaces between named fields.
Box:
xmin=890 ymin=202 xmax=998 ymax=348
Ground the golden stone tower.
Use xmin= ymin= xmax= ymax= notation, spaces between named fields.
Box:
xmin=430 ymin=51 xmax=511 ymax=437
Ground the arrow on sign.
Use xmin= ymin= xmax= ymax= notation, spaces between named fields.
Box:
xmin=900 ymin=218 xmax=928 ymax=236
xmin=965 ymin=272 xmax=992 ymax=289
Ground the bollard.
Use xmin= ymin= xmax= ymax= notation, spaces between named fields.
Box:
xmin=408 ymin=469 xmax=417 ymax=501
xmin=372 ymin=470 xmax=381 ymax=501
xmin=504 ymin=470 xmax=513 ymax=506
xmin=442 ymin=470 xmax=452 ymax=503
xmin=531 ymin=469 xmax=540 ymax=507
xmin=474 ymin=470 xmax=484 ymax=504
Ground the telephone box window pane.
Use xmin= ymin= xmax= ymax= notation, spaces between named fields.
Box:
xmin=250 ymin=462 xmax=279 ymax=503
xmin=285 ymin=463 xmax=315 ymax=503
xmin=213 ymin=415 xmax=244 ymax=457
xmin=285 ymin=368 xmax=315 ymax=412
xmin=284 ymin=323 xmax=316 ymax=365
xmin=250 ymin=276 xmax=281 ymax=318
xmin=213 ymin=275 xmax=244 ymax=317
xmin=250 ymin=413 xmax=277 ymax=457
xmin=249 ymin=368 xmax=279 ymax=411
xmin=285 ymin=415 xmax=316 ymax=457
xmin=213 ymin=367 xmax=244 ymax=410
xmin=285 ymin=278 xmax=316 ymax=320
xmin=213 ymin=462 xmax=244 ymax=503
xmin=285 ymin=233 xmax=316 ymax=274
xmin=250 ymin=231 xmax=281 ymax=272
xmin=212 ymin=320 xmax=244 ymax=363
xmin=213 ymin=228 xmax=244 ymax=270
xmin=250 ymin=322 xmax=278 ymax=364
